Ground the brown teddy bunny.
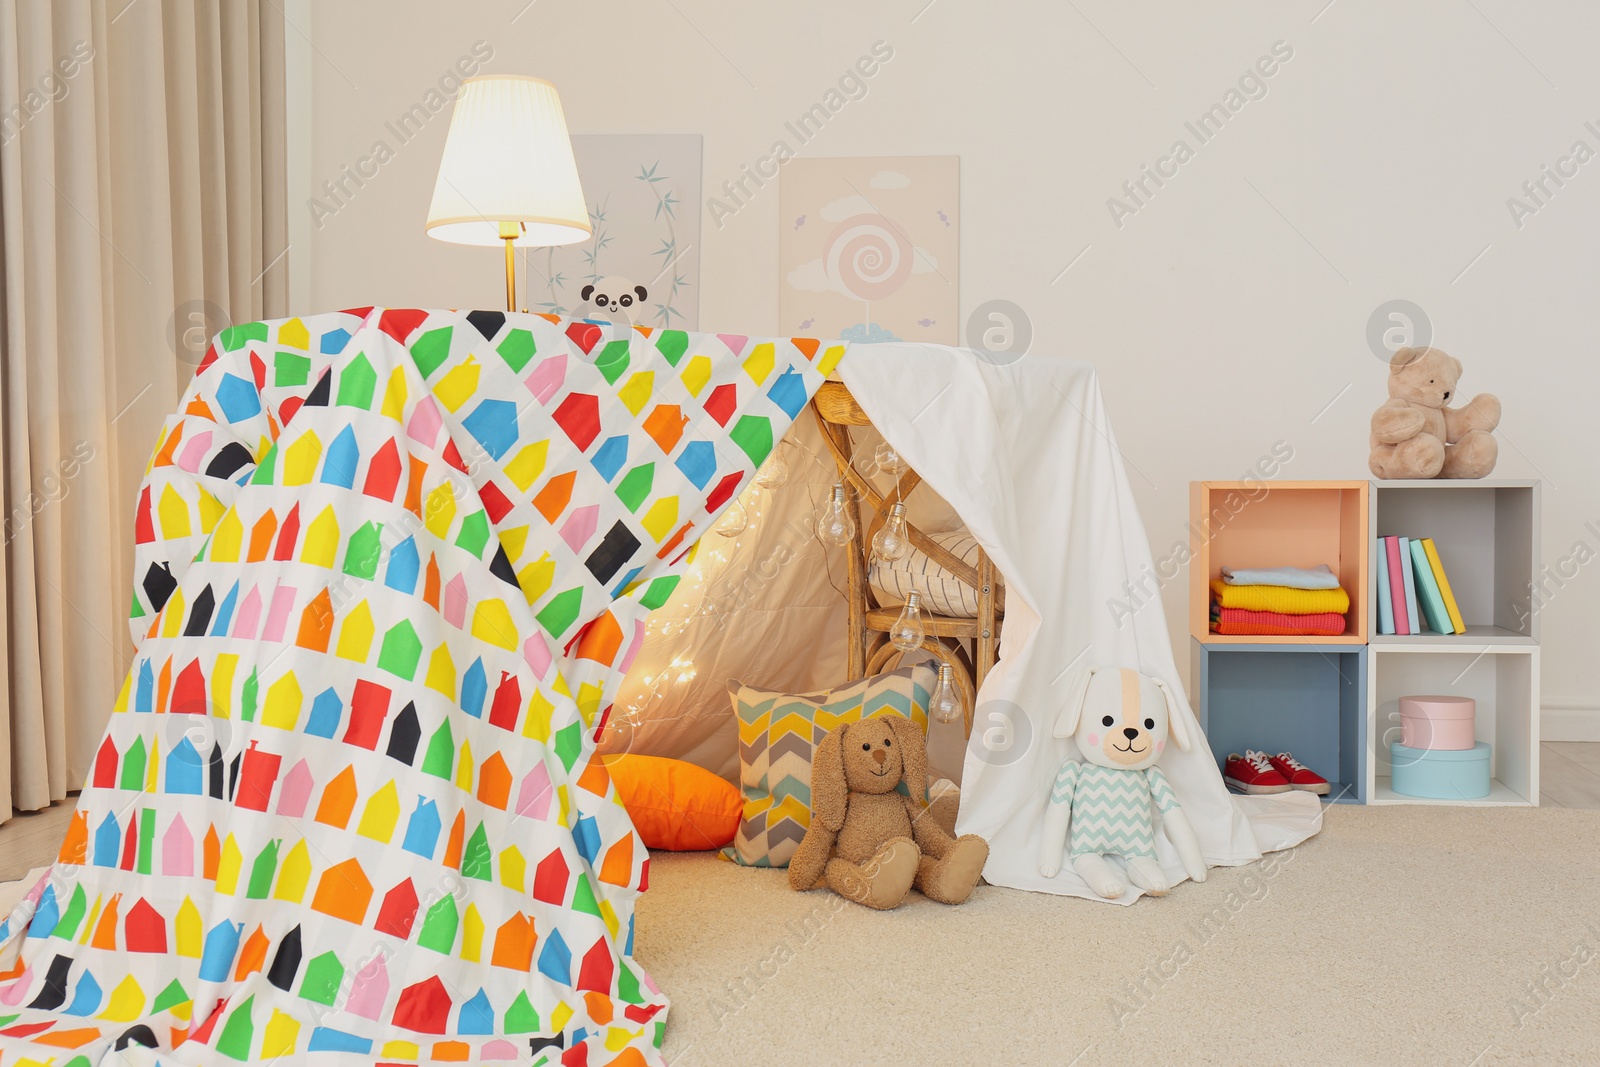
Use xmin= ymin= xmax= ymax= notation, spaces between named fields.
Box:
xmin=1369 ymin=346 xmax=1500 ymax=479
xmin=788 ymin=715 xmax=988 ymax=909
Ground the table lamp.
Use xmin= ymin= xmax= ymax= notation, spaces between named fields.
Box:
xmin=426 ymin=75 xmax=590 ymax=311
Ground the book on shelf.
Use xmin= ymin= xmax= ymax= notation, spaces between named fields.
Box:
xmin=1377 ymin=533 xmax=1470 ymax=636
xmin=1409 ymin=537 xmax=1455 ymax=634
xmin=1398 ymin=536 xmax=1421 ymax=636
xmin=1384 ymin=536 xmax=1410 ymax=634
xmin=1420 ymin=537 xmax=1467 ymax=634
xmin=1375 ymin=537 xmax=1396 ymax=635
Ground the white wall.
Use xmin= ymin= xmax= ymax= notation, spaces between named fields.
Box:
xmin=296 ymin=0 xmax=1600 ymax=737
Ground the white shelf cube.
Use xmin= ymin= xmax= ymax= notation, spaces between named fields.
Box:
xmin=1366 ymin=479 xmax=1540 ymax=807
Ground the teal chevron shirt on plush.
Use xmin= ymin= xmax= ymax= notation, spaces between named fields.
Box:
xmin=1050 ymin=762 xmax=1179 ymax=859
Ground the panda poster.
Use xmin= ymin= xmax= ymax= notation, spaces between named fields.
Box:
xmin=779 ymin=155 xmax=959 ymax=345
xmin=523 ymin=133 xmax=702 ymax=329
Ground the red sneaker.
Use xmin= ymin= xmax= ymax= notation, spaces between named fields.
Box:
xmin=1223 ymin=750 xmax=1291 ymax=794
xmin=1268 ymin=752 xmax=1331 ymax=795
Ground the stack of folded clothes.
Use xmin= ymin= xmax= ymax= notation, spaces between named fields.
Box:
xmin=1210 ymin=564 xmax=1351 ymax=636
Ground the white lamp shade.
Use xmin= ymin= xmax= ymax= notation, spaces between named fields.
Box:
xmin=426 ymin=75 xmax=591 ymax=247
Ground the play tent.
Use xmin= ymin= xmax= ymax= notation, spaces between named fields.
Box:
xmin=0 ymin=312 xmax=1318 ymax=1067
xmin=613 ymin=340 xmax=1323 ymax=897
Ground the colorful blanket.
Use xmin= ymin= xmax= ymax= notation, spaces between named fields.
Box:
xmin=0 ymin=310 xmax=838 ymax=1065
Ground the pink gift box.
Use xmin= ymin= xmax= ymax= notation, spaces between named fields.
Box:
xmin=1399 ymin=695 xmax=1476 ymax=751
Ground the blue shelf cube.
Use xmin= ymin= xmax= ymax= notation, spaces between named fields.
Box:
xmin=1190 ymin=639 xmax=1368 ymax=804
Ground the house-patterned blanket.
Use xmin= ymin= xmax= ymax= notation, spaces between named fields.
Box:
xmin=0 ymin=310 xmax=839 ymax=1065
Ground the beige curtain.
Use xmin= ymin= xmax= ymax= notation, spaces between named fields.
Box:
xmin=0 ymin=0 xmax=286 ymax=824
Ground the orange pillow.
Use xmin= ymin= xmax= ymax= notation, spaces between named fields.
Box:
xmin=602 ymin=754 xmax=742 ymax=851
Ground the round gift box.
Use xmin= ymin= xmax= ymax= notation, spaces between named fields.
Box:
xmin=1389 ymin=740 xmax=1491 ymax=800
xmin=1399 ymin=695 xmax=1476 ymax=751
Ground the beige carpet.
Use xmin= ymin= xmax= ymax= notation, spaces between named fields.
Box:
xmin=4 ymin=808 xmax=1595 ymax=1063
xmin=637 ymin=806 xmax=1600 ymax=1066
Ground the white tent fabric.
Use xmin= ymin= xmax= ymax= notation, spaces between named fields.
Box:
xmin=606 ymin=343 xmax=1323 ymax=903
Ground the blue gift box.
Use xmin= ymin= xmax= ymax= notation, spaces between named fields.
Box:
xmin=1389 ymin=740 xmax=1491 ymax=800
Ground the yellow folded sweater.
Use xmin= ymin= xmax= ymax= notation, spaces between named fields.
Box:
xmin=1211 ymin=579 xmax=1349 ymax=615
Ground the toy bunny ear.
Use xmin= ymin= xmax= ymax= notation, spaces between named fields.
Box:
xmin=1154 ymin=678 xmax=1192 ymax=753
xmin=888 ymin=715 xmax=927 ymax=805
xmin=1054 ymin=666 xmax=1098 ymax=738
xmin=810 ymin=724 xmax=850 ymax=833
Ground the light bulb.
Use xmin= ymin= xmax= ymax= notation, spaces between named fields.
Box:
xmin=817 ymin=484 xmax=856 ymax=546
xmin=716 ymin=501 xmax=747 ymax=537
xmin=930 ymin=663 xmax=963 ymax=725
xmin=874 ymin=441 xmax=905 ymax=477
xmin=755 ymin=448 xmax=789 ymax=489
xmin=872 ymin=502 xmax=911 ymax=562
xmin=890 ymin=592 xmax=925 ymax=652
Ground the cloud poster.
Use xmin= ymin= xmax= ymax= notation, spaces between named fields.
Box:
xmin=780 ymin=156 xmax=959 ymax=345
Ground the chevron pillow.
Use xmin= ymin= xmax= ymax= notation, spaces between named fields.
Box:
xmin=722 ymin=664 xmax=934 ymax=867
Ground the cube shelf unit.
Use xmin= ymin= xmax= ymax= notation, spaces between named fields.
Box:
xmin=1190 ymin=641 xmax=1366 ymax=804
xmin=1368 ymin=479 xmax=1538 ymax=647
xmin=1188 ymin=480 xmax=1369 ymax=644
xmin=1367 ymin=646 xmax=1538 ymax=805
xmin=1366 ymin=479 xmax=1540 ymax=805
xmin=1187 ymin=478 xmax=1541 ymax=806
xmin=1188 ymin=480 xmax=1369 ymax=802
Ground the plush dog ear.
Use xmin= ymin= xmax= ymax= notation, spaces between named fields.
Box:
xmin=1054 ymin=666 xmax=1098 ymax=738
xmin=633 ymin=284 xmax=648 ymax=303
xmin=580 ymin=284 xmax=595 ymax=301
xmin=810 ymin=724 xmax=850 ymax=833
xmin=1154 ymin=678 xmax=1191 ymax=753
xmin=888 ymin=715 xmax=927 ymax=805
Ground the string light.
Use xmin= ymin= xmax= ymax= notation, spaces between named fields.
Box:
xmin=930 ymin=664 xmax=963 ymax=724
xmin=817 ymin=484 xmax=856 ymax=546
xmin=874 ymin=441 xmax=906 ymax=478
xmin=755 ymin=442 xmax=790 ymax=488
xmin=871 ymin=502 xmax=911 ymax=562
xmin=890 ymin=592 xmax=926 ymax=652
xmin=716 ymin=500 xmax=748 ymax=537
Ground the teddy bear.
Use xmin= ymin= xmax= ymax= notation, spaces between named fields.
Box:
xmin=788 ymin=714 xmax=988 ymax=910
xmin=1369 ymin=346 xmax=1500 ymax=479
xmin=1038 ymin=667 xmax=1208 ymax=900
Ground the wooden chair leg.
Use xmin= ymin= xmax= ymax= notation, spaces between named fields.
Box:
xmin=815 ymin=404 xmax=869 ymax=679
xmin=845 ymin=513 xmax=867 ymax=679
xmin=976 ymin=552 xmax=998 ymax=691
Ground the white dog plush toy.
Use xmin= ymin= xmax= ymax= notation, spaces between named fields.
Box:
xmin=1038 ymin=666 xmax=1208 ymax=899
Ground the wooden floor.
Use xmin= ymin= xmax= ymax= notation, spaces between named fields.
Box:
xmin=1541 ymin=740 xmax=1600 ymax=808
xmin=0 ymin=798 xmax=78 ymax=883
xmin=3 ymin=743 xmax=1599 ymax=885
